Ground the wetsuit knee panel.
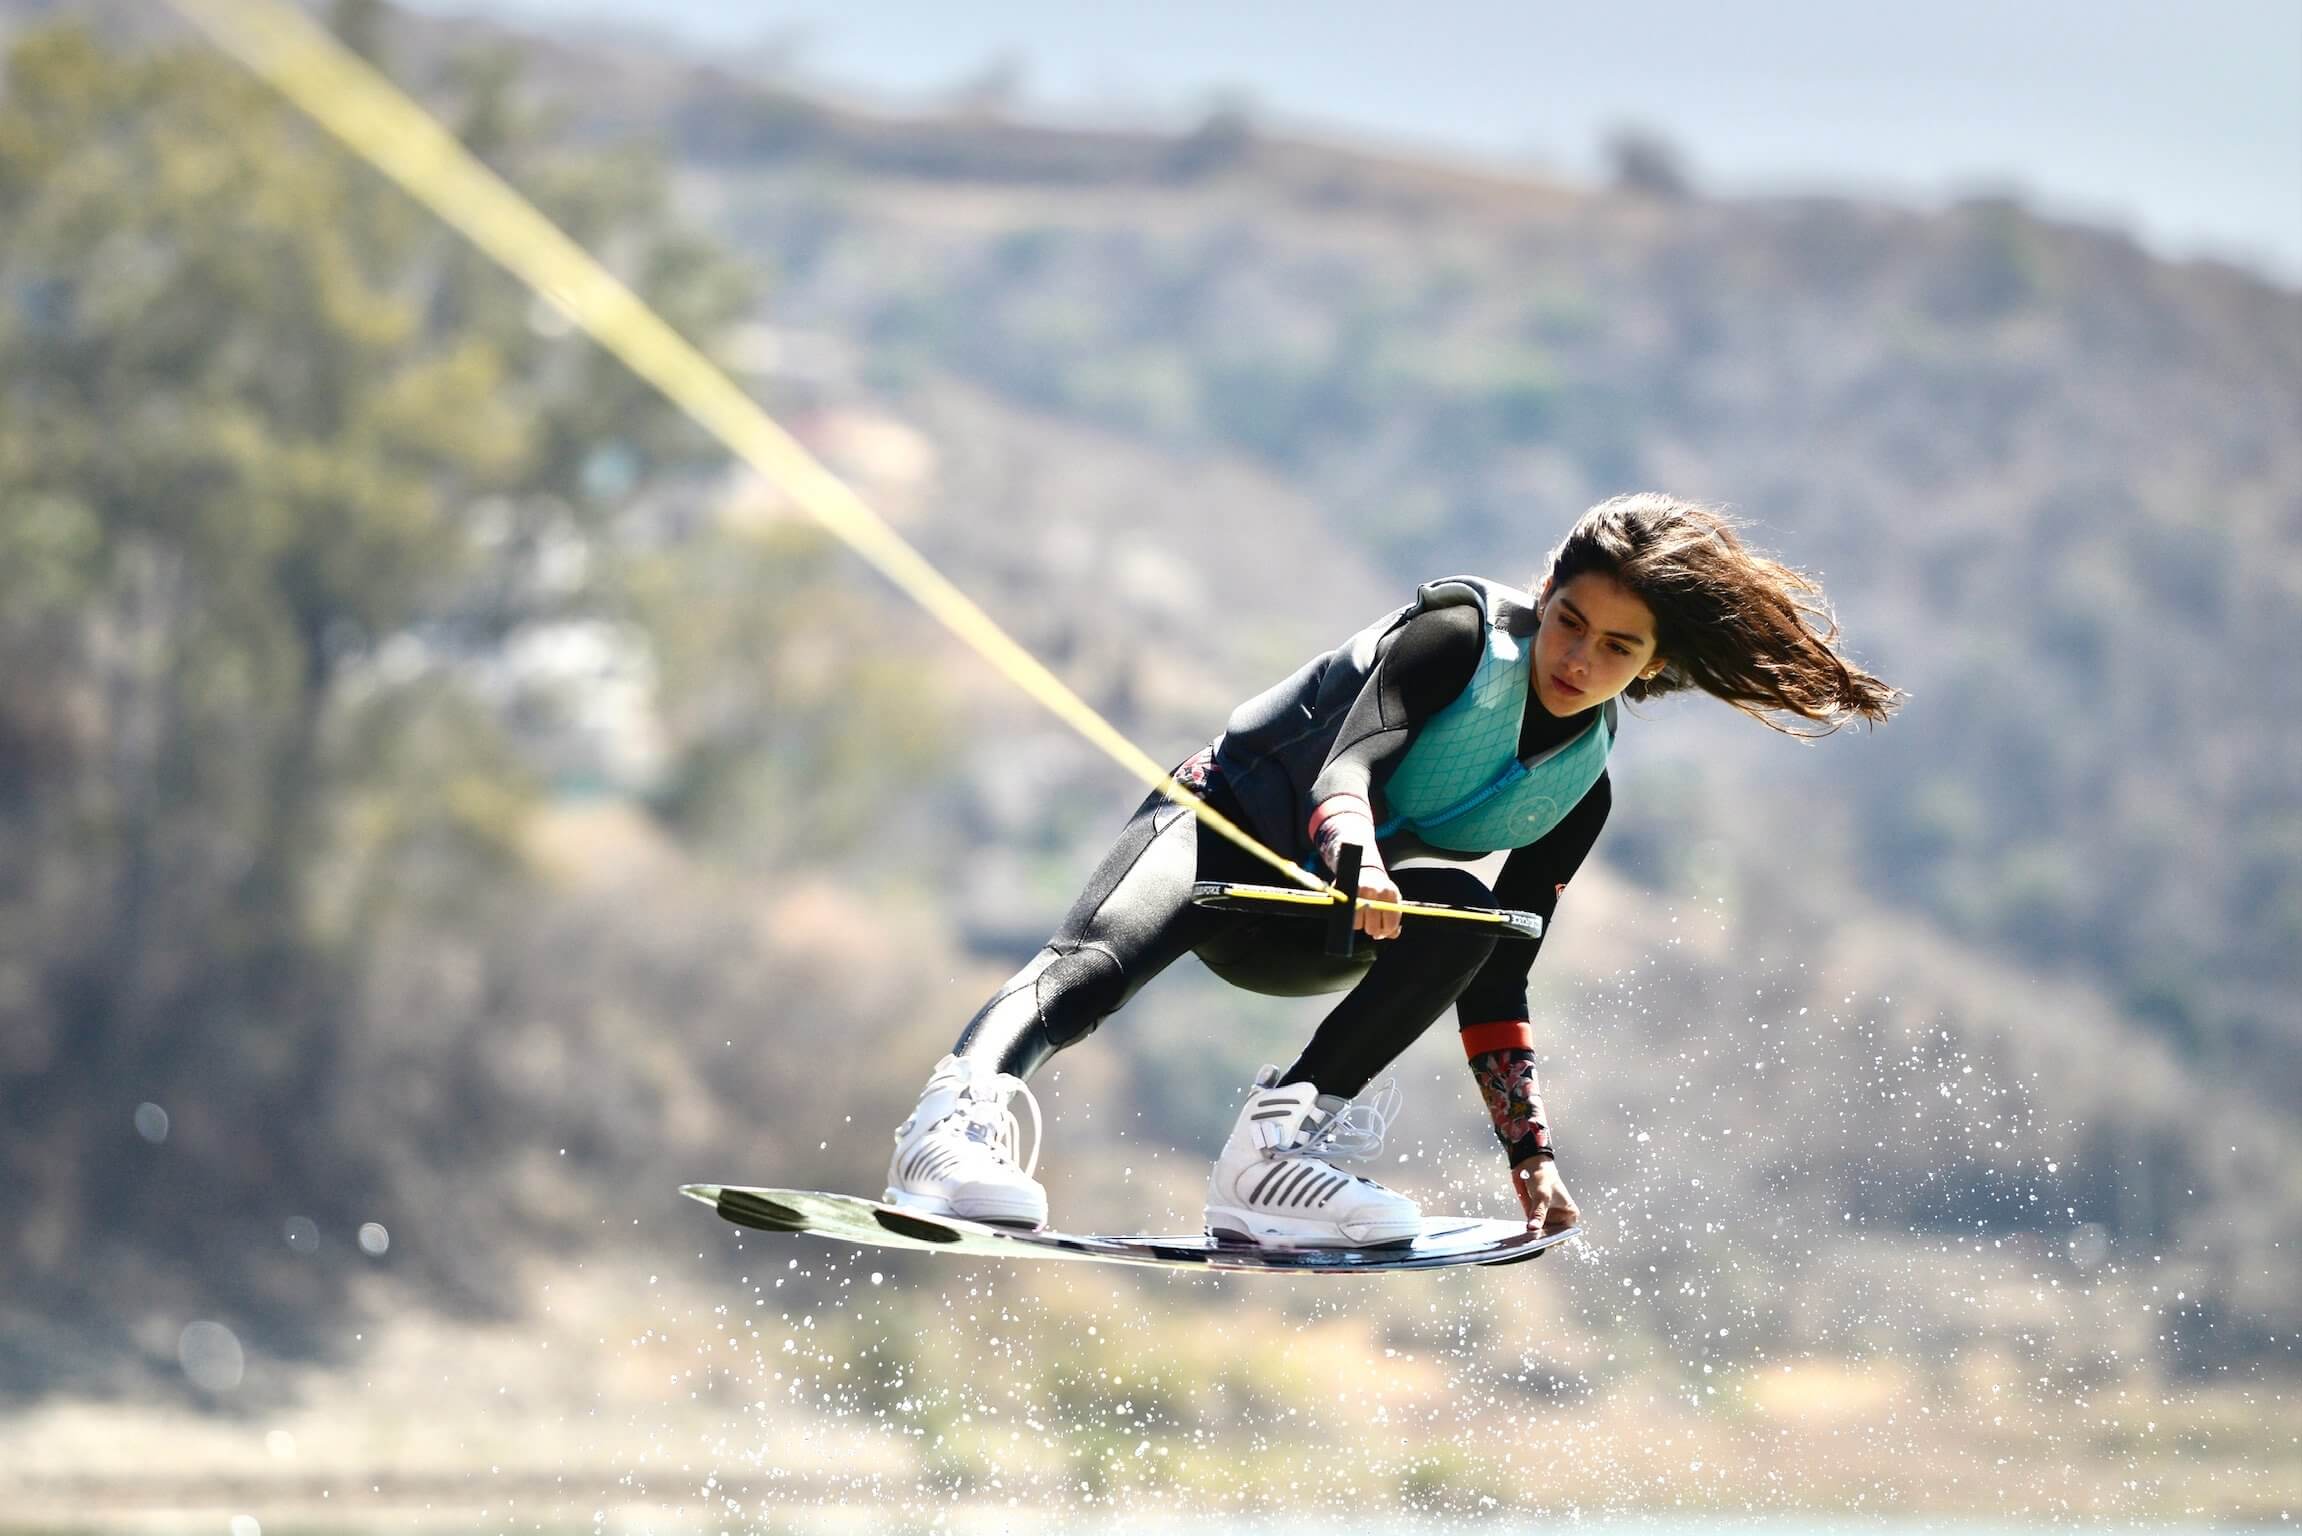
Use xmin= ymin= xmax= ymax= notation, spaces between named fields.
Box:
xmin=1033 ymin=942 xmax=1128 ymax=1046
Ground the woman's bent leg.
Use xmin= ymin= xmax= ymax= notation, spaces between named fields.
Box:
xmin=953 ymin=793 xmax=1235 ymax=1079
xmin=1275 ymin=865 xmax=1502 ymax=1099
xmin=895 ymin=776 xmax=1246 ymax=1223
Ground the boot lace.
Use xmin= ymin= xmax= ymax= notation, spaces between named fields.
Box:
xmin=952 ymin=1072 xmax=1043 ymax=1178
xmin=1300 ymin=1077 xmax=1402 ymax=1163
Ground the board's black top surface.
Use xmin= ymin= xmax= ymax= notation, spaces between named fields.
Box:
xmin=682 ymin=1184 xmax=1576 ymax=1273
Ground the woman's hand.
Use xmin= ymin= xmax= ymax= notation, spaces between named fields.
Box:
xmin=1352 ymin=865 xmax=1404 ymax=940
xmin=1510 ymin=1155 xmax=1579 ymax=1234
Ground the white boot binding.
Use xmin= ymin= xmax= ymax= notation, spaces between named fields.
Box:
xmin=1205 ymin=1069 xmax=1421 ymax=1249
xmin=886 ymin=1053 xmax=1049 ymax=1228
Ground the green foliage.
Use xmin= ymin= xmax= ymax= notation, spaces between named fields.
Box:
xmin=623 ymin=521 xmax=948 ymax=866
xmin=0 ymin=18 xmax=764 ymax=1394
xmin=726 ymin=114 xmax=2299 ymax=1116
xmin=5 ymin=4 xmax=2296 ymax=1420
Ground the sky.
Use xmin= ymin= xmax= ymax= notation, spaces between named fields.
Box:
xmin=406 ymin=0 xmax=2302 ymax=283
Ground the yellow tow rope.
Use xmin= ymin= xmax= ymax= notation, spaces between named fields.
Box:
xmin=163 ymin=0 xmax=1533 ymax=936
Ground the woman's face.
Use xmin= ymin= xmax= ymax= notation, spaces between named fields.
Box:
xmin=1531 ymin=571 xmax=1664 ymax=717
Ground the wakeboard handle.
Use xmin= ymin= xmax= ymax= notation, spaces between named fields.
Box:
xmin=1325 ymin=840 xmax=1362 ymax=956
xmin=1192 ymin=862 xmax=1545 ymax=943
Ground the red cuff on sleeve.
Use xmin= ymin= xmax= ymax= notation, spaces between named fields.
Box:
xmin=1460 ymin=1019 xmax=1535 ymax=1057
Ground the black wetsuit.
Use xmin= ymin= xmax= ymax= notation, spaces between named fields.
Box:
xmin=952 ymin=600 xmax=1612 ymax=1099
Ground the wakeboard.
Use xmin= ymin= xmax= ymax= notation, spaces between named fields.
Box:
xmin=681 ymin=1184 xmax=1576 ymax=1274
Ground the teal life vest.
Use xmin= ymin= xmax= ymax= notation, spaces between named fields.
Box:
xmin=1378 ymin=581 xmax=1615 ymax=854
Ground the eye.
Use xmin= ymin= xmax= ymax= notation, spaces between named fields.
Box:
xmin=1607 ymin=642 xmax=1631 ymax=657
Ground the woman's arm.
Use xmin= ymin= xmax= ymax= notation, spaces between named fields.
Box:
xmin=1464 ymin=1020 xmax=1578 ymax=1233
xmin=1453 ymin=774 xmax=1611 ymax=1026
xmin=1456 ymin=776 xmax=1611 ymax=1228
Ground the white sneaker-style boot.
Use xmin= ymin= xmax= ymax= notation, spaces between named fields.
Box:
xmin=1204 ymin=1067 xmax=1421 ymax=1249
xmin=885 ymin=1053 xmax=1049 ymax=1228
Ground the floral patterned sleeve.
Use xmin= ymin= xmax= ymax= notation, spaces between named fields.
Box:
xmin=1469 ymin=1046 xmax=1553 ymax=1164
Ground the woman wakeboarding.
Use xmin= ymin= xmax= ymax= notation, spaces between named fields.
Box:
xmin=885 ymin=493 xmax=1900 ymax=1249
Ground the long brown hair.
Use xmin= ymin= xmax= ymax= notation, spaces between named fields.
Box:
xmin=1538 ymin=493 xmax=1901 ymax=735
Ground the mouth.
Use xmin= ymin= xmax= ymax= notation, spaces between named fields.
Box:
xmin=1548 ymin=673 xmax=1585 ymax=699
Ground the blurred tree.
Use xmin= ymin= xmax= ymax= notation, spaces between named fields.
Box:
xmin=1605 ymin=124 xmax=1696 ymax=201
xmin=0 ymin=18 xmax=752 ymax=1396
xmin=1167 ymin=95 xmax=1257 ymax=181
xmin=947 ymin=51 xmax=1028 ymax=117
xmin=625 ymin=518 xmax=949 ymax=867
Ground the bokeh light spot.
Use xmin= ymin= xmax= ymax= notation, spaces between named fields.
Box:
xmin=178 ymin=1321 xmax=244 ymax=1392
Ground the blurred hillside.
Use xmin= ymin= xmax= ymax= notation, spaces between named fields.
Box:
xmin=660 ymin=91 xmax=2301 ymax=1088
xmin=391 ymin=0 xmax=2302 ymax=1081
xmin=0 ymin=7 xmax=2297 ymax=1519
